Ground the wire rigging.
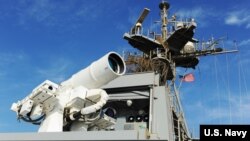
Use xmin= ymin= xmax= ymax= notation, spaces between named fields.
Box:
xmin=213 ymin=56 xmax=222 ymax=124
xmin=225 ymin=42 xmax=232 ymax=124
xmin=237 ymin=51 xmax=243 ymax=123
xmin=239 ymin=57 xmax=249 ymax=97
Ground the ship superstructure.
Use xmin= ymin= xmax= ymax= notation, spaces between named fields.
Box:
xmin=122 ymin=1 xmax=237 ymax=140
xmin=0 ymin=1 xmax=238 ymax=141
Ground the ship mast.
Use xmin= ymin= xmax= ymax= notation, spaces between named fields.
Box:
xmin=159 ymin=1 xmax=170 ymax=42
xmin=123 ymin=2 xmax=238 ymax=139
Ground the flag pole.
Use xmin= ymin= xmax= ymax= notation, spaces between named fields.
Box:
xmin=178 ymin=78 xmax=183 ymax=90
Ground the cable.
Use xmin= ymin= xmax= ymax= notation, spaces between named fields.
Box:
xmin=214 ymin=56 xmax=221 ymax=124
xmin=20 ymin=114 xmax=45 ymax=125
xmin=85 ymin=110 xmax=102 ymax=122
xmin=237 ymin=52 xmax=243 ymax=123
xmin=225 ymin=48 xmax=232 ymax=124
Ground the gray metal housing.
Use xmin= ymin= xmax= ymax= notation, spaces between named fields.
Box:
xmin=0 ymin=72 xmax=189 ymax=140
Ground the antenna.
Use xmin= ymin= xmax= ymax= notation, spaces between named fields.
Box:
xmin=131 ymin=8 xmax=150 ymax=34
xmin=159 ymin=0 xmax=170 ymax=41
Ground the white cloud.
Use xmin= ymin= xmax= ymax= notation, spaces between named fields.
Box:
xmin=185 ymin=94 xmax=250 ymax=123
xmin=36 ymin=58 xmax=72 ymax=83
xmin=115 ymin=23 xmax=128 ymax=32
xmin=175 ymin=7 xmax=213 ymax=27
xmin=184 ymin=94 xmax=250 ymax=138
xmin=225 ymin=16 xmax=240 ymax=25
xmin=239 ymin=39 xmax=250 ymax=46
xmin=177 ymin=7 xmax=204 ymax=20
xmin=0 ymin=52 xmax=26 ymax=64
xmin=0 ymin=52 xmax=28 ymax=77
xmin=247 ymin=24 xmax=250 ymax=29
xmin=5 ymin=0 xmax=118 ymax=30
xmin=225 ymin=10 xmax=250 ymax=29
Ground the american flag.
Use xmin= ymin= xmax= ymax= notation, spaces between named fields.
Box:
xmin=179 ymin=73 xmax=195 ymax=82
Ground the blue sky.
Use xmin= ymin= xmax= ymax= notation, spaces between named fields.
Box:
xmin=0 ymin=0 xmax=249 ymax=138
